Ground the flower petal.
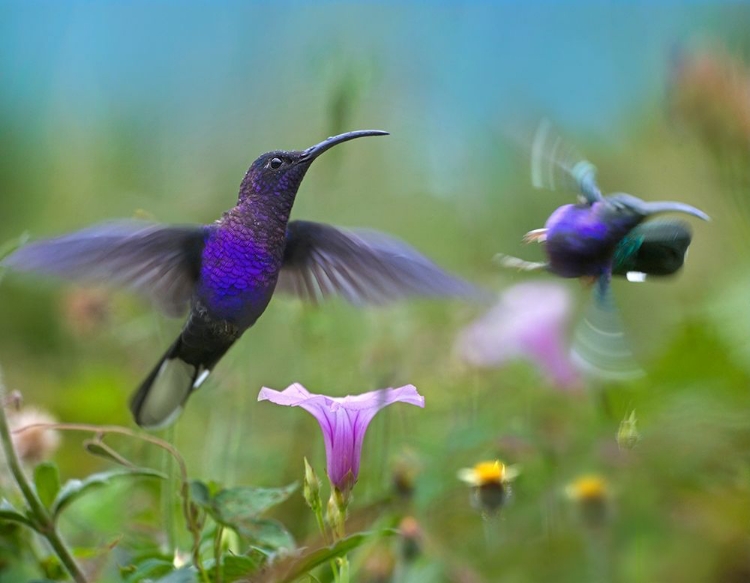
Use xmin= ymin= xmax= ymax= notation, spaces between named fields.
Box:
xmin=257 ymin=383 xmax=313 ymax=406
xmin=258 ymin=383 xmax=424 ymax=493
xmin=455 ymin=282 xmax=581 ymax=389
xmin=334 ymin=384 xmax=425 ymax=412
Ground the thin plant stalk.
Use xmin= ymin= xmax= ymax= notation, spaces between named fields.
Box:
xmin=313 ymin=508 xmax=328 ymax=545
xmin=337 ymin=556 xmax=350 ymax=583
xmin=160 ymin=423 xmax=178 ymax=556
xmin=213 ymin=525 xmax=224 ymax=583
xmin=0 ymin=390 xmax=87 ymax=583
xmin=482 ymin=516 xmax=496 ymax=549
xmin=14 ymin=422 xmax=209 ymax=582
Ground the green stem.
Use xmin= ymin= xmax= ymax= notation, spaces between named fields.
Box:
xmin=584 ymin=527 xmax=612 ymax=583
xmin=330 ymin=559 xmax=340 ymax=583
xmin=213 ymin=525 xmax=224 ymax=583
xmin=313 ymin=507 xmax=328 ymax=544
xmin=14 ymin=422 xmax=208 ymax=582
xmin=161 ymin=424 xmax=177 ymax=556
xmin=337 ymin=556 xmax=349 ymax=583
xmin=482 ymin=516 xmax=495 ymax=549
xmin=0 ymin=393 xmax=87 ymax=583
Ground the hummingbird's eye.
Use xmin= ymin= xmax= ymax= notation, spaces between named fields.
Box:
xmin=270 ymin=157 xmax=283 ymax=170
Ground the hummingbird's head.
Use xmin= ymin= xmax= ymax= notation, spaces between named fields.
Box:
xmin=239 ymin=130 xmax=389 ymax=203
xmin=605 ymin=193 xmax=710 ymax=222
xmin=590 ymin=192 xmax=709 ymax=245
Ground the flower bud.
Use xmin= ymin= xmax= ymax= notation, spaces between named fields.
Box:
xmin=8 ymin=407 xmax=60 ymax=464
xmin=617 ymin=410 xmax=640 ymax=450
xmin=302 ymin=457 xmax=322 ymax=514
xmin=398 ymin=516 xmax=423 ymax=563
xmin=392 ymin=450 xmax=421 ymax=501
xmin=326 ymin=488 xmax=349 ymax=540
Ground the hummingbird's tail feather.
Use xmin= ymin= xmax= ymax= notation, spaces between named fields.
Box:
xmin=130 ymin=310 xmax=240 ymax=428
xmin=613 ymin=220 xmax=693 ymax=278
xmin=129 ymin=337 xmax=206 ymax=429
xmin=129 ymin=331 xmax=227 ymax=429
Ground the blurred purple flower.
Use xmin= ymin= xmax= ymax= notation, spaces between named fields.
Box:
xmin=454 ymin=281 xmax=581 ymax=390
xmin=258 ymin=383 xmax=424 ymax=493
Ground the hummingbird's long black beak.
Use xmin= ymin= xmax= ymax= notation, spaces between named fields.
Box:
xmin=638 ymin=200 xmax=711 ymax=221
xmin=300 ymin=130 xmax=389 ymax=161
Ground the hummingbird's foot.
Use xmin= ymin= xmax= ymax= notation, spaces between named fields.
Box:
xmin=493 ymin=253 xmax=547 ymax=272
xmin=523 ymin=228 xmax=548 ymax=244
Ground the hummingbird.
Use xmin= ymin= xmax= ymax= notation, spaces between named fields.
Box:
xmin=496 ymin=121 xmax=709 ymax=378
xmin=3 ymin=130 xmax=485 ymax=427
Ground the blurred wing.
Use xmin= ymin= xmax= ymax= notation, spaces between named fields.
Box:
xmin=530 ymin=119 xmax=604 ymax=204
xmin=570 ymin=275 xmax=644 ymax=381
xmin=2 ymin=221 xmax=208 ymax=317
xmin=276 ymin=220 xmax=489 ymax=306
xmin=613 ymin=219 xmax=693 ymax=279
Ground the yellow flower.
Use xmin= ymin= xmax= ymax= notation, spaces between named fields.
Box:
xmin=565 ymin=475 xmax=609 ymax=502
xmin=457 ymin=460 xmax=519 ymax=487
xmin=458 ymin=460 xmax=520 ymax=516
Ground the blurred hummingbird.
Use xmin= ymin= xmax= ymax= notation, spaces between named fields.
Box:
xmin=3 ymin=130 xmax=485 ymax=427
xmin=496 ymin=121 xmax=709 ymax=378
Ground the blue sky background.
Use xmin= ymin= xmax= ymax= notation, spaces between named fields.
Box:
xmin=0 ymin=3 xmax=725 ymax=125
xmin=0 ymin=3 xmax=745 ymax=213
xmin=0 ymin=4 xmax=736 ymax=131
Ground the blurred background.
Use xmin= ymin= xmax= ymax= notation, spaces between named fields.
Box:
xmin=2 ymin=2 xmax=750 ymax=582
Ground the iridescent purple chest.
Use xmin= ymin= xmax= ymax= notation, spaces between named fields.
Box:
xmin=544 ymin=203 xmax=633 ymax=278
xmin=197 ymin=225 xmax=282 ymax=323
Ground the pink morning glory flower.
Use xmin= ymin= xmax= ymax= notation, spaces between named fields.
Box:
xmin=454 ymin=281 xmax=582 ymax=390
xmin=258 ymin=383 xmax=424 ymax=493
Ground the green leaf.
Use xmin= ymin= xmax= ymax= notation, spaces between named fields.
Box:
xmin=205 ymin=552 xmax=265 ymax=582
xmin=216 ymin=482 xmax=299 ymax=517
xmin=83 ymin=439 xmax=136 ymax=468
xmin=34 ymin=462 xmax=61 ymax=510
xmin=189 ymin=481 xmax=298 ymax=552
xmin=188 ymin=480 xmax=213 ymax=508
xmin=122 ymin=558 xmax=174 ymax=583
xmin=0 ymin=499 xmax=35 ymax=529
xmin=39 ymin=554 xmax=66 ymax=580
xmin=274 ymin=530 xmax=396 ymax=583
xmin=212 ymin=482 xmax=298 ymax=521
xmin=240 ymin=518 xmax=295 ymax=552
xmin=52 ymin=468 xmax=165 ymax=520
xmin=153 ymin=567 xmax=198 ymax=583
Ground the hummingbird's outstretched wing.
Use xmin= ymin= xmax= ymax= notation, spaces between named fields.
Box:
xmin=530 ymin=119 xmax=604 ymax=204
xmin=570 ymin=275 xmax=644 ymax=380
xmin=276 ymin=220 xmax=489 ymax=306
xmin=1 ymin=221 xmax=208 ymax=317
xmin=613 ymin=219 xmax=693 ymax=280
